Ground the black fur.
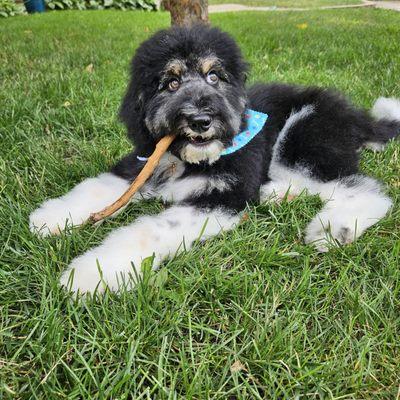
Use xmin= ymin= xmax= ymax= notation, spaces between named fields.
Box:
xmin=113 ymin=25 xmax=400 ymax=213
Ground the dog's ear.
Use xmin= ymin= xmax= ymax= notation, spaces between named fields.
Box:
xmin=119 ymin=79 xmax=156 ymax=154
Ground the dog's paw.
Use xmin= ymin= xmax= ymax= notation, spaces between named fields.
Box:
xmin=60 ymin=243 xmax=146 ymax=296
xmin=304 ymin=215 xmax=357 ymax=252
xmin=60 ymin=251 xmax=107 ymax=295
xmin=29 ymin=199 xmax=77 ymax=237
xmin=29 ymin=174 xmax=132 ymax=237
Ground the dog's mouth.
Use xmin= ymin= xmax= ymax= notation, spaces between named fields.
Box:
xmin=188 ymin=136 xmax=215 ymax=147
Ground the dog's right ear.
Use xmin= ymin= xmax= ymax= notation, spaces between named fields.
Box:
xmin=119 ymin=79 xmax=155 ymax=153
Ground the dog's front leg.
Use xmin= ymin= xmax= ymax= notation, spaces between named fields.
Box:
xmin=29 ymin=173 xmax=137 ymax=236
xmin=29 ymin=151 xmax=153 ymax=236
xmin=60 ymin=205 xmax=239 ymax=295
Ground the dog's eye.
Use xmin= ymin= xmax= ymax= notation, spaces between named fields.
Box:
xmin=168 ymin=79 xmax=180 ymax=92
xmin=206 ymin=71 xmax=219 ymax=85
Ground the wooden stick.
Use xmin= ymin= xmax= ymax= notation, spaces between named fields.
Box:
xmin=88 ymin=134 xmax=176 ymax=224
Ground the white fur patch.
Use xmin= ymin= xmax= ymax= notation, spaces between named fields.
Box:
xmin=180 ymin=140 xmax=224 ymax=164
xmin=159 ymin=176 xmax=209 ymax=203
xmin=207 ymin=174 xmax=238 ymax=193
xmin=159 ymin=174 xmax=237 ymax=203
xmin=371 ymin=97 xmax=400 ymax=121
xmin=60 ymin=206 xmax=239 ymax=294
xmin=29 ymin=173 xmax=131 ymax=236
xmin=363 ymin=142 xmax=386 ymax=152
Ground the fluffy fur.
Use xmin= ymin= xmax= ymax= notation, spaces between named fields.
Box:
xmin=29 ymin=25 xmax=400 ymax=295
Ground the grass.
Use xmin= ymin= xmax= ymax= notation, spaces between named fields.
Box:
xmin=1 ymin=7 xmax=400 ymax=399
xmin=208 ymin=0 xmax=363 ymax=8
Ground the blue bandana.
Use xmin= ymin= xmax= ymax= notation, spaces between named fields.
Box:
xmin=136 ymin=109 xmax=268 ymax=161
xmin=220 ymin=109 xmax=268 ymax=156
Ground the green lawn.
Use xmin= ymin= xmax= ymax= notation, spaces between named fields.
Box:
xmin=1 ymin=8 xmax=400 ymax=399
xmin=208 ymin=0 xmax=363 ymax=8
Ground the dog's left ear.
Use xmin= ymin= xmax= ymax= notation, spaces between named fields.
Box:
xmin=119 ymin=79 xmax=155 ymax=153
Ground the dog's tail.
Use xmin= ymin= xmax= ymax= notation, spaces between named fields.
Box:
xmin=367 ymin=97 xmax=400 ymax=151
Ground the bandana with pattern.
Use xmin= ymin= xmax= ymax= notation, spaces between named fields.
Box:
xmin=220 ymin=109 xmax=268 ymax=156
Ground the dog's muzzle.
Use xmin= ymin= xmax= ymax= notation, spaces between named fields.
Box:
xmin=180 ymin=113 xmax=220 ymax=147
xmin=178 ymin=113 xmax=225 ymax=164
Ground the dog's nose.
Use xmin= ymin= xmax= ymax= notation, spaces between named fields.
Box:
xmin=188 ymin=115 xmax=212 ymax=133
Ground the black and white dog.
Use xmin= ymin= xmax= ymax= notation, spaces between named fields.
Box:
xmin=30 ymin=25 xmax=400 ymax=294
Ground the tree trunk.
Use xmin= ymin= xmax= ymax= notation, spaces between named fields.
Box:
xmin=162 ymin=0 xmax=209 ymax=27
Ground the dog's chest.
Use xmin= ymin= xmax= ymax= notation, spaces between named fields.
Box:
xmin=150 ymin=152 xmax=185 ymax=184
xmin=143 ymin=152 xmax=235 ymax=204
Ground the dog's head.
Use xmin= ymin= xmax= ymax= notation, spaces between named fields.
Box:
xmin=120 ymin=25 xmax=248 ymax=164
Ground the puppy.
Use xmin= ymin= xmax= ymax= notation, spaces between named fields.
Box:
xmin=30 ymin=25 xmax=400 ymax=294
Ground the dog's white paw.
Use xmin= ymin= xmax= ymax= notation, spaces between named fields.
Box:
xmin=29 ymin=199 xmax=77 ymax=237
xmin=305 ymin=214 xmax=358 ymax=252
xmin=60 ymin=246 xmax=142 ymax=295
xmin=29 ymin=173 xmax=132 ymax=237
xmin=60 ymin=249 xmax=141 ymax=294
xmin=60 ymin=224 xmax=160 ymax=295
